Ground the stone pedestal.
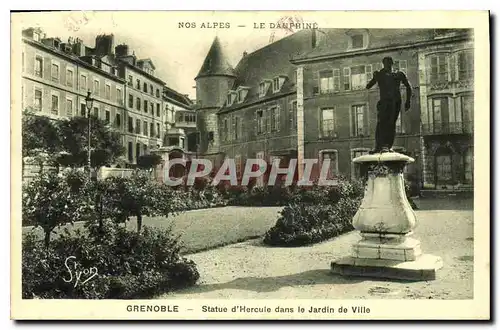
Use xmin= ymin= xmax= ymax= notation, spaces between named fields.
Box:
xmin=331 ymin=152 xmax=443 ymax=281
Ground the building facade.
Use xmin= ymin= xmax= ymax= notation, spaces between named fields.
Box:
xmin=21 ymin=27 xmax=193 ymax=169
xmin=292 ymin=28 xmax=473 ymax=188
xmin=195 ymin=32 xmax=316 ymax=182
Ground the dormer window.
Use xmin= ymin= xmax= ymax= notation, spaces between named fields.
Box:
xmin=227 ymin=91 xmax=237 ymax=106
xmin=351 ymin=35 xmax=364 ymax=49
xmin=33 ymin=31 xmax=40 ymax=42
xmin=272 ymin=76 xmax=286 ymax=93
xmin=237 ymin=87 xmax=250 ymax=103
xmin=346 ymin=29 xmax=369 ymax=51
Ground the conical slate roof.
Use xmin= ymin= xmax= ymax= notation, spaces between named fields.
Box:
xmin=195 ymin=36 xmax=236 ymax=79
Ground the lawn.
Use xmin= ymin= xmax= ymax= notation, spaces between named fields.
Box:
xmin=22 ymin=206 xmax=284 ymax=254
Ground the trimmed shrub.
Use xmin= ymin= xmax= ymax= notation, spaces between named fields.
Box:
xmin=22 ymin=220 xmax=200 ymax=299
xmin=263 ymin=179 xmax=364 ymax=247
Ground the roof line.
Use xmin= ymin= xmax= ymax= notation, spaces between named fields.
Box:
xmin=291 ymin=34 xmax=471 ymax=64
xmin=23 ymin=38 xmax=125 ymax=83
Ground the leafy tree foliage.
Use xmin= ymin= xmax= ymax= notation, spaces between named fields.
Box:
xmin=22 ymin=169 xmax=93 ymax=246
xmin=137 ymin=153 xmax=163 ymax=170
xmin=56 ymin=115 xmax=125 ymax=169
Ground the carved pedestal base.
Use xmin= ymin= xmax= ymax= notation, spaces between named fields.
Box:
xmin=331 ymin=254 xmax=443 ymax=281
xmin=351 ymin=232 xmax=422 ymax=262
xmin=330 ymin=152 xmax=443 ymax=281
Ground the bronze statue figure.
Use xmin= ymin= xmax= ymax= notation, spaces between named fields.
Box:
xmin=366 ymin=57 xmax=412 ymax=153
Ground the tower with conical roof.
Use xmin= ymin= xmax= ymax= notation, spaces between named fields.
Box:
xmin=195 ymin=36 xmax=236 ymax=154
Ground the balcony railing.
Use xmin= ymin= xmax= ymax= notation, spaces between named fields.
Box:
xmin=422 ymin=121 xmax=473 ymax=135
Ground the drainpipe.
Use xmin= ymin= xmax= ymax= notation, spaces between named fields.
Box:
xmin=296 ymin=65 xmax=305 ymax=181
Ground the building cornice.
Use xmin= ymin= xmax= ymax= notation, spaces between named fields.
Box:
xmin=218 ymin=90 xmax=296 ymax=115
xmin=290 ymin=35 xmax=472 ymax=65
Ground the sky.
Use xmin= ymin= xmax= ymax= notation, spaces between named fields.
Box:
xmin=13 ymin=11 xmax=313 ymax=99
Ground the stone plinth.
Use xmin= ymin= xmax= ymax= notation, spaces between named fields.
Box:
xmin=331 ymin=152 xmax=443 ymax=281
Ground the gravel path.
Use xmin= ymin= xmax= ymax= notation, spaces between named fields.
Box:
xmin=160 ymin=207 xmax=474 ymax=300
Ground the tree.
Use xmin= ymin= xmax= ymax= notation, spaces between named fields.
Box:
xmin=56 ymin=116 xmax=125 ymax=170
xmin=137 ymin=154 xmax=163 ymax=171
xmin=22 ymin=169 xmax=93 ymax=247
xmin=102 ymin=172 xmax=181 ymax=233
xmin=22 ymin=111 xmax=61 ymax=158
xmin=22 ymin=111 xmax=62 ymax=173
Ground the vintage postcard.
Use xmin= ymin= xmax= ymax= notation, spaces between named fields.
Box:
xmin=10 ymin=10 xmax=490 ymax=320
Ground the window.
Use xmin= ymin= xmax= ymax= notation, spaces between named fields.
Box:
xmin=93 ymin=79 xmax=99 ymax=95
xmin=80 ymin=103 xmax=86 ymax=117
xmin=429 ymin=97 xmax=446 ymax=133
xmin=351 ymin=65 xmax=367 ymax=90
xmin=143 ymin=82 xmax=147 ymax=92
xmin=135 ymin=119 xmax=141 ymax=134
xmin=51 ymin=63 xmax=59 ymax=82
xmin=234 ymin=117 xmax=240 ymax=140
xmin=436 ymin=155 xmax=452 ymax=181
xmin=128 ymin=116 xmax=134 ymax=133
xmin=105 ymin=110 xmax=110 ymax=123
xmin=223 ymin=118 xmax=229 ymax=141
xmin=259 ymin=82 xmax=267 ymax=97
xmin=351 ymin=34 xmax=364 ymax=49
xmin=150 ymin=103 xmax=154 ymax=114
xmin=457 ymin=50 xmax=474 ymax=80
xmin=150 ymin=84 xmax=153 ymax=95
xmin=115 ymin=113 xmax=121 ymax=128
xmin=135 ymin=79 xmax=140 ymax=89
xmin=351 ymin=105 xmax=366 ymax=137
xmin=66 ymin=98 xmax=73 ymax=117
xmin=34 ymin=89 xmax=42 ymax=111
xmin=290 ymin=101 xmax=297 ymax=129
xmin=51 ymin=94 xmax=59 ymax=115
xmin=320 ymin=150 xmax=338 ymax=177
xmin=464 ymin=147 xmax=473 ymax=183
xmin=156 ymin=88 xmax=160 ymax=98
xmin=150 ymin=123 xmax=154 ymax=137
xmin=256 ymin=110 xmax=265 ymax=135
xmin=93 ymin=107 xmax=99 ymax=118
xmin=270 ymin=107 xmax=280 ymax=131
xmin=80 ymin=74 xmax=87 ymax=91
xmin=128 ymin=142 xmax=133 ymax=162
xmin=238 ymin=89 xmax=247 ymax=103
xmin=156 ymin=103 xmax=160 ymax=117
xmin=461 ymin=95 xmax=473 ymax=127
xmin=393 ymin=60 xmax=407 ymax=75
xmin=136 ymin=143 xmax=141 ymax=161
xmin=429 ymin=54 xmax=448 ymax=82
xmin=35 ymin=56 xmax=43 ymax=77
xmin=128 ymin=94 xmax=134 ymax=108
xmin=144 ymin=100 xmax=148 ymax=112
xmin=319 ymin=70 xmax=334 ymax=94
xmin=227 ymin=92 xmax=236 ymax=106
xmin=136 ymin=97 xmax=141 ymax=110
xmin=143 ymin=121 xmax=148 ymax=136
xmin=128 ymin=75 xmax=133 ymax=86
xmin=116 ymin=88 xmax=122 ymax=104
xmin=343 ymin=67 xmax=351 ymax=90
xmin=66 ymin=69 xmax=73 ymax=87
xmin=321 ymin=108 xmax=336 ymax=137
xmin=156 ymin=123 xmax=160 ymax=138
xmin=105 ymin=84 xmax=111 ymax=99
xmin=272 ymin=77 xmax=280 ymax=93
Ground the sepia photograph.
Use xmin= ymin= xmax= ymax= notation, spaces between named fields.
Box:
xmin=10 ymin=10 xmax=489 ymax=320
